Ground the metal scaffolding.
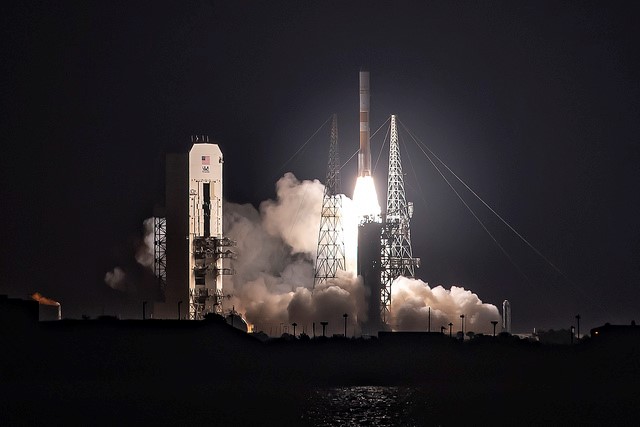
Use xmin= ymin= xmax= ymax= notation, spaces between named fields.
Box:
xmin=314 ymin=114 xmax=346 ymax=288
xmin=190 ymin=236 xmax=235 ymax=319
xmin=153 ymin=217 xmax=167 ymax=294
xmin=380 ymin=115 xmax=420 ymax=323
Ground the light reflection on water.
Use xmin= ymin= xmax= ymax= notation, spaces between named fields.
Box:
xmin=303 ymin=386 xmax=421 ymax=426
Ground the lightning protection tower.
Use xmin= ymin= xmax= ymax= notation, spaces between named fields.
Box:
xmin=380 ymin=115 xmax=420 ymax=323
xmin=314 ymin=114 xmax=346 ymax=288
xmin=502 ymin=300 xmax=511 ymax=333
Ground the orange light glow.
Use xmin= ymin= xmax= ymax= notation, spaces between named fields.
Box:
xmin=31 ymin=292 xmax=60 ymax=306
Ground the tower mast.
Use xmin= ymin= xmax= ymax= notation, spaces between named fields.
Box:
xmin=381 ymin=115 xmax=420 ymax=323
xmin=314 ymin=114 xmax=346 ymax=288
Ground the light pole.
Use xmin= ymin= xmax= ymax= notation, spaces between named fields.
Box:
xmin=343 ymin=313 xmax=348 ymax=337
xmin=177 ymin=300 xmax=182 ymax=320
xmin=491 ymin=320 xmax=498 ymax=337
xmin=142 ymin=301 xmax=147 ymax=320
xmin=292 ymin=322 xmax=297 ymax=337
xmin=575 ymin=314 xmax=581 ymax=340
xmin=428 ymin=307 xmax=431 ymax=332
xmin=460 ymin=314 xmax=465 ymax=339
xmin=448 ymin=322 xmax=453 ymax=338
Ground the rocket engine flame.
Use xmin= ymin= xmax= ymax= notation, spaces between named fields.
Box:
xmin=353 ymin=176 xmax=381 ymax=223
xmin=31 ymin=292 xmax=60 ymax=307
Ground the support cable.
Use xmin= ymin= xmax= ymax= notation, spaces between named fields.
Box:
xmin=373 ymin=123 xmax=391 ymax=175
xmin=400 ymin=132 xmax=429 ymax=210
xmin=338 ymin=116 xmax=390 ymax=173
xmin=273 ymin=115 xmax=332 ymax=180
xmin=288 ymin=183 xmax=309 ymax=243
xmin=400 ymin=120 xmax=570 ymax=282
xmin=340 ymin=149 xmax=359 ymax=171
xmin=371 ymin=115 xmax=392 ymax=174
xmin=410 ymin=134 xmax=536 ymax=287
xmin=399 ymin=120 xmax=604 ymax=312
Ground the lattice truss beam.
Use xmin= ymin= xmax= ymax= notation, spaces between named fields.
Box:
xmin=153 ymin=217 xmax=167 ymax=294
xmin=314 ymin=114 xmax=346 ymax=288
xmin=380 ymin=115 xmax=420 ymax=323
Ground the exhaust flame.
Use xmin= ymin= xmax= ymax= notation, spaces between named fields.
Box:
xmin=352 ymin=176 xmax=381 ymax=223
xmin=31 ymin=292 xmax=60 ymax=307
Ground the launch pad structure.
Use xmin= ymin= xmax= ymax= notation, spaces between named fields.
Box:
xmin=311 ymin=70 xmax=424 ymax=331
xmin=152 ymin=71 xmax=419 ymax=333
xmin=355 ymin=71 xmax=419 ymax=330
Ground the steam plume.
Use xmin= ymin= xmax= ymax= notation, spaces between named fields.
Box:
xmin=104 ymin=267 xmax=127 ymax=292
xmin=224 ymin=173 xmax=364 ymax=335
xmin=224 ymin=172 xmax=502 ymax=336
xmin=390 ymin=276 xmax=500 ymax=334
xmin=135 ymin=217 xmax=155 ymax=268
xmin=104 ymin=218 xmax=156 ymax=292
xmin=103 ymin=171 xmax=501 ymax=335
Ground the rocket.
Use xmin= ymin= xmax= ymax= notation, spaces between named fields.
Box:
xmin=358 ymin=70 xmax=371 ymax=177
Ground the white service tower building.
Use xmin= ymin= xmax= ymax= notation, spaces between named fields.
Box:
xmin=154 ymin=136 xmax=233 ymax=320
xmin=188 ymin=142 xmax=225 ymax=319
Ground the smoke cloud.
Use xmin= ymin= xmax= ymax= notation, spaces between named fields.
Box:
xmin=390 ymin=276 xmax=501 ymax=334
xmin=224 ymin=172 xmax=501 ymax=336
xmin=135 ymin=218 xmax=155 ymax=268
xmin=260 ymin=172 xmax=324 ymax=255
xmin=104 ymin=172 xmax=502 ymax=336
xmin=104 ymin=218 xmax=156 ymax=293
xmin=104 ymin=267 xmax=127 ymax=292
xmin=224 ymin=173 xmax=364 ymax=335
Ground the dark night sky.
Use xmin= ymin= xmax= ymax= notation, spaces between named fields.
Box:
xmin=1 ymin=1 xmax=639 ymax=332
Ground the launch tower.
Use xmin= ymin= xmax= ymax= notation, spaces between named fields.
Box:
xmin=380 ymin=115 xmax=420 ymax=323
xmin=314 ymin=114 xmax=346 ymax=288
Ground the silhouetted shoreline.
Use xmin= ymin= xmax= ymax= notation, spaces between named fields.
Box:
xmin=1 ymin=318 xmax=638 ymax=425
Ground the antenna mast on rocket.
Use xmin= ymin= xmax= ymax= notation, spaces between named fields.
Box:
xmin=314 ymin=114 xmax=346 ymax=288
xmin=380 ymin=114 xmax=420 ymax=323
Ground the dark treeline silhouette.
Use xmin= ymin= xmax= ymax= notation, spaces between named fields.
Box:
xmin=1 ymin=315 xmax=639 ymax=426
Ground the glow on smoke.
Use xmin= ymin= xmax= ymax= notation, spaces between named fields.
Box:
xmin=352 ymin=176 xmax=381 ymax=223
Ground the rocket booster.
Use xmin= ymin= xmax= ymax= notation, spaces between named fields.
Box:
xmin=358 ymin=71 xmax=371 ymax=177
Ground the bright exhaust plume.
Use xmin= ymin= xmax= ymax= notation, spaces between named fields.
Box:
xmin=352 ymin=176 xmax=381 ymax=222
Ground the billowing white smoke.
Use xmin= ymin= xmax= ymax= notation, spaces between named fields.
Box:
xmin=390 ymin=276 xmax=501 ymax=334
xmin=224 ymin=172 xmax=501 ymax=336
xmin=104 ymin=218 xmax=155 ymax=292
xmin=104 ymin=172 xmax=502 ymax=336
xmin=135 ymin=217 xmax=155 ymax=268
xmin=224 ymin=173 xmax=364 ymax=335
xmin=288 ymin=271 xmax=366 ymax=329
xmin=105 ymin=267 xmax=127 ymax=291
xmin=260 ymin=173 xmax=324 ymax=255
